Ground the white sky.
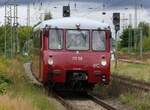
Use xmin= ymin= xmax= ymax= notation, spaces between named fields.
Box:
xmin=0 ymin=1 xmax=149 ymax=33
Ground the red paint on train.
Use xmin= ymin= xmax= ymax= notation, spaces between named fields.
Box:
xmin=33 ymin=17 xmax=111 ymax=90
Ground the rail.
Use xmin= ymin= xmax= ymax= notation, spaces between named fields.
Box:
xmin=111 ymin=74 xmax=150 ymax=91
xmin=88 ymin=93 xmax=117 ymax=110
xmin=53 ymin=91 xmax=117 ymax=110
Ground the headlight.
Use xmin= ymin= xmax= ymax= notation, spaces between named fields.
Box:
xmin=48 ymin=56 xmax=53 ymax=65
xmin=101 ymin=57 xmax=107 ymax=66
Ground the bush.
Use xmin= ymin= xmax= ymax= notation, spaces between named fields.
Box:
xmin=119 ymin=48 xmax=129 ymax=53
xmin=0 ymin=56 xmax=57 ymax=110
xmin=143 ymin=36 xmax=150 ymax=51
xmin=0 ymin=74 xmax=12 ymax=94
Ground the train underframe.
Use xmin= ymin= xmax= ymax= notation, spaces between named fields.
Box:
xmin=47 ymin=70 xmax=105 ymax=91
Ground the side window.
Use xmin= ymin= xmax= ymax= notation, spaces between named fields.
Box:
xmin=33 ymin=31 xmax=40 ymax=48
xmin=49 ymin=29 xmax=63 ymax=49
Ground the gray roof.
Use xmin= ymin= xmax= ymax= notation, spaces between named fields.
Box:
xmin=34 ymin=17 xmax=109 ymax=31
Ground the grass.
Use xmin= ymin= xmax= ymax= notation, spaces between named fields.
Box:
xmin=119 ymin=92 xmax=150 ymax=110
xmin=110 ymin=61 xmax=150 ymax=109
xmin=95 ymin=54 xmax=150 ymax=109
xmin=0 ymin=95 xmax=38 ymax=110
xmin=111 ymin=61 xmax=150 ymax=83
xmin=0 ymin=74 xmax=12 ymax=94
xmin=94 ymin=80 xmax=150 ymax=110
xmin=0 ymin=55 xmax=58 ymax=110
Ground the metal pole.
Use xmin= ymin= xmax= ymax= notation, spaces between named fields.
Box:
xmin=140 ymin=28 xmax=143 ymax=59
xmin=13 ymin=4 xmax=15 ymax=55
xmin=10 ymin=5 xmax=13 ymax=57
xmin=27 ymin=3 xmax=30 ymax=26
xmin=14 ymin=2 xmax=18 ymax=54
xmin=115 ymin=30 xmax=118 ymax=69
xmin=16 ymin=4 xmax=19 ymax=53
xmin=4 ymin=0 xmax=18 ymax=57
xmin=128 ymin=27 xmax=130 ymax=53
xmin=4 ymin=4 xmax=7 ymax=57
xmin=130 ymin=27 xmax=132 ymax=51
xmin=134 ymin=0 xmax=138 ymax=28
xmin=129 ymin=14 xmax=132 ymax=52
xmin=26 ymin=3 xmax=30 ymax=54
xmin=134 ymin=0 xmax=138 ymax=51
xmin=122 ymin=13 xmax=125 ymax=30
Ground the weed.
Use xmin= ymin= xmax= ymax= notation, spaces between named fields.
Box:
xmin=94 ymin=79 xmax=150 ymax=110
xmin=119 ymin=92 xmax=150 ymax=110
xmin=111 ymin=61 xmax=150 ymax=83
xmin=0 ymin=56 xmax=57 ymax=110
xmin=0 ymin=74 xmax=12 ymax=94
xmin=0 ymin=95 xmax=38 ymax=110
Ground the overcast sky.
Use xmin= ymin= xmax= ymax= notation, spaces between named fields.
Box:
xmin=0 ymin=0 xmax=150 ymax=8
xmin=0 ymin=0 xmax=149 ymax=33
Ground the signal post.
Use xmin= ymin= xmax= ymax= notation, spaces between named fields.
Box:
xmin=113 ymin=13 xmax=120 ymax=69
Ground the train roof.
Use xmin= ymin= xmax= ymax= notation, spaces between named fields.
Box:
xmin=33 ymin=17 xmax=110 ymax=31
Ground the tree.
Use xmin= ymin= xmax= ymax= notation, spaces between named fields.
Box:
xmin=17 ymin=26 xmax=33 ymax=53
xmin=0 ymin=26 xmax=5 ymax=53
xmin=120 ymin=22 xmax=150 ymax=51
xmin=138 ymin=22 xmax=149 ymax=38
xmin=0 ymin=26 xmax=33 ymax=55
xmin=0 ymin=26 xmax=13 ymax=55
xmin=120 ymin=28 xmax=134 ymax=48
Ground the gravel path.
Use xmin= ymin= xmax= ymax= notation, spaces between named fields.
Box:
xmin=23 ymin=62 xmax=42 ymax=85
xmin=67 ymin=99 xmax=106 ymax=110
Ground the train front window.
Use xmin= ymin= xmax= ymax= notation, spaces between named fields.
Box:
xmin=66 ymin=30 xmax=89 ymax=50
xmin=92 ymin=31 xmax=106 ymax=51
xmin=49 ymin=29 xmax=63 ymax=49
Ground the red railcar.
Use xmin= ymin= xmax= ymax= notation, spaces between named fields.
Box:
xmin=32 ymin=17 xmax=111 ymax=91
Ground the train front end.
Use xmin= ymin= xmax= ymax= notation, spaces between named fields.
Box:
xmin=43 ymin=28 xmax=111 ymax=91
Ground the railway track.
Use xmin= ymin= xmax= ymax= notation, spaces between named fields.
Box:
xmin=24 ymin=62 xmax=117 ymax=110
xmin=88 ymin=93 xmax=117 ymax=110
xmin=111 ymin=74 xmax=150 ymax=91
xmin=118 ymin=59 xmax=146 ymax=65
xmin=24 ymin=62 xmax=150 ymax=110
xmin=52 ymin=91 xmax=117 ymax=110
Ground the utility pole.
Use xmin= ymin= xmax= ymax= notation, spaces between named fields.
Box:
xmin=113 ymin=13 xmax=120 ymax=69
xmin=128 ymin=14 xmax=132 ymax=53
xmin=4 ymin=3 xmax=7 ymax=57
xmin=5 ymin=1 xmax=12 ymax=57
xmin=122 ymin=13 xmax=125 ymax=30
xmin=27 ymin=3 xmax=30 ymax=26
xmin=134 ymin=0 xmax=138 ymax=28
xmin=134 ymin=0 xmax=138 ymax=50
xmin=115 ymin=30 xmax=118 ymax=69
xmin=129 ymin=14 xmax=132 ymax=28
xmin=13 ymin=1 xmax=18 ymax=54
xmin=10 ymin=6 xmax=13 ymax=57
xmin=140 ymin=28 xmax=143 ymax=59
xmin=4 ymin=0 xmax=18 ymax=57
xmin=128 ymin=27 xmax=130 ymax=53
xmin=26 ymin=3 xmax=31 ymax=55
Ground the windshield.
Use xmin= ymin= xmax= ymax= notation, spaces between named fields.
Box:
xmin=92 ymin=31 xmax=106 ymax=51
xmin=66 ymin=30 xmax=89 ymax=50
xmin=49 ymin=29 xmax=63 ymax=49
